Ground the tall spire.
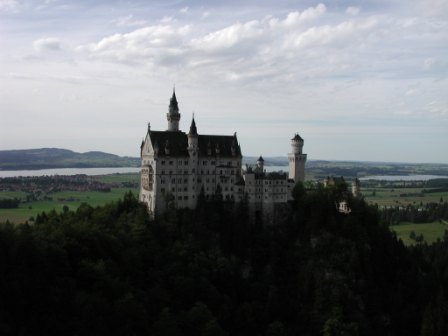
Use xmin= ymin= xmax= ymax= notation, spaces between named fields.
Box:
xmin=189 ymin=115 xmax=197 ymax=136
xmin=167 ymin=88 xmax=181 ymax=131
xmin=169 ymin=88 xmax=179 ymax=114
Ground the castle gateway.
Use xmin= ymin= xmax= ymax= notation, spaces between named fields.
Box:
xmin=139 ymin=90 xmax=307 ymax=216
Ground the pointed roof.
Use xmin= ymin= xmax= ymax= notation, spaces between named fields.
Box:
xmin=169 ymin=89 xmax=179 ymax=113
xmin=189 ymin=117 xmax=198 ymax=136
xmin=292 ymin=133 xmax=303 ymax=141
xmin=257 ymin=155 xmax=264 ymax=162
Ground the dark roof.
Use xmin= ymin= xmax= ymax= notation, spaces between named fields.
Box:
xmin=257 ymin=155 xmax=264 ymax=162
xmin=292 ymin=133 xmax=303 ymax=141
xmin=169 ymin=90 xmax=179 ymax=114
xmin=189 ymin=118 xmax=198 ymax=136
xmin=148 ymin=130 xmax=242 ymax=158
xmin=197 ymin=134 xmax=242 ymax=157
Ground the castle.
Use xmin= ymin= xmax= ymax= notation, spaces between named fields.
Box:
xmin=139 ymin=90 xmax=307 ymax=216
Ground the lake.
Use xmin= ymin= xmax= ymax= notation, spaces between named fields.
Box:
xmin=360 ymin=175 xmax=448 ymax=181
xmin=0 ymin=167 xmax=141 ymax=178
xmin=0 ymin=165 xmax=289 ymax=178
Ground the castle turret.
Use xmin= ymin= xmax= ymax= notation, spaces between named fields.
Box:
xmin=288 ymin=133 xmax=307 ymax=182
xmin=256 ymin=155 xmax=264 ymax=172
xmin=167 ymin=89 xmax=181 ymax=131
xmin=352 ymin=178 xmax=361 ymax=198
xmin=188 ymin=117 xmax=198 ymax=154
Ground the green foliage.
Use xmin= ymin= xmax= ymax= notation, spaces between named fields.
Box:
xmin=0 ymin=189 xmax=447 ymax=335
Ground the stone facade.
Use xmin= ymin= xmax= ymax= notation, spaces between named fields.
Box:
xmin=139 ymin=91 xmax=307 ymax=216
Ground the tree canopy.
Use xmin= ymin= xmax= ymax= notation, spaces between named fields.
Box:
xmin=0 ymin=188 xmax=447 ymax=335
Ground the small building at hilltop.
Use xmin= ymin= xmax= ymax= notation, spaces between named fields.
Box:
xmin=139 ymin=90 xmax=307 ymax=217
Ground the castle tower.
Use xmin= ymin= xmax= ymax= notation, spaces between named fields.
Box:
xmin=288 ymin=133 xmax=307 ymax=182
xmin=256 ymin=156 xmax=264 ymax=172
xmin=188 ymin=117 xmax=198 ymax=154
xmin=352 ymin=178 xmax=361 ymax=198
xmin=167 ymin=89 xmax=181 ymax=131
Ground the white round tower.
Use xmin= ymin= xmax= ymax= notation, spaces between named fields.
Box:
xmin=288 ymin=133 xmax=307 ymax=182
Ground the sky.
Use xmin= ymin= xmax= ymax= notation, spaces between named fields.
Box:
xmin=0 ymin=0 xmax=447 ymax=163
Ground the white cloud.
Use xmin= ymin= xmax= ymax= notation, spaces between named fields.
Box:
xmin=191 ymin=20 xmax=263 ymax=50
xmin=0 ymin=0 xmax=18 ymax=11
xmin=79 ymin=24 xmax=190 ymax=65
xmin=33 ymin=37 xmax=62 ymax=52
xmin=284 ymin=18 xmax=377 ymax=50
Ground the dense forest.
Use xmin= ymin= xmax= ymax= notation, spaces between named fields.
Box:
xmin=379 ymin=202 xmax=448 ymax=226
xmin=1 ymin=183 xmax=447 ymax=335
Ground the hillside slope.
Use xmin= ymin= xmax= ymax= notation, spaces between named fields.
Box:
xmin=0 ymin=148 xmax=140 ymax=170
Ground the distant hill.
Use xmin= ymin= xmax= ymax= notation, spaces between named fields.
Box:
xmin=0 ymin=148 xmax=140 ymax=170
xmin=2 ymin=148 xmax=448 ymax=177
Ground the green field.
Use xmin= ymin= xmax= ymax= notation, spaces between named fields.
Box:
xmin=0 ymin=187 xmax=139 ymax=224
xmin=362 ymin=187 xmax=447 ymax=207
xmin=390 ymin=221 xmax=448 ymax=246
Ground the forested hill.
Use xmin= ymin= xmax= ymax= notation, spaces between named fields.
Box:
xmin=0 ymin=148 xmax=140 ymax=170
xmin=0 ymin=185 xmax=447 ymax=335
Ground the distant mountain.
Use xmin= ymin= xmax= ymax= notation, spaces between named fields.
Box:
xmin=0 ymin=148 xmax=140 ymax=170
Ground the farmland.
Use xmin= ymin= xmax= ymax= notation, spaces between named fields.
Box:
xmin=390 ymin=221 xmax=448 ymax=246
xmin=0 ymin=173 xmax=139 ymax=224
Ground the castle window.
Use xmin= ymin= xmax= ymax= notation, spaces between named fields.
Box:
xmin=211 ymin=161 xmax=215 ymax=165
xmin=172 ymin=188 xmax=175 ymax=192
xmin=171 ymin=178 xmax=175 ymax=183
xmin=178 ymin=188 xmax=182 ymax=192
xmin=184 ymin=161 xmax=188 ymax=165
xmin=169 ymin=161 xmax=173 ymax=165
xmin=161 ymin=170 xmax=165 ymax=175
xmin=178 ymin=160 xmax=182 ymax=166
xmin=161 ymin=160 xmax=165 ymax=165
xmin=169 ymin=170 xmax=173 ymax=175
xmin=184 ymin=196 xmax=188 ymax=200
xmin=178 ymin=178 xmax=182 ymax=183
xmin=178 ymin=196 xmax=182 ymax=200
xmin=184 ymin=179 xmax=188 ymax=183
xmin=184 ymin=170 xmax=188 ymax=175
xmin=192 ymin=169 xmax=195 ymax=173
xmin=203 ymin=161 xmax=207 ymax=165
xmin=184 ymin=187 xmax=188 ymax=191
xmin=161 ymin=188 xmax=165 ymax=193
xmin=161 ymin=178 xmax=165 ymax=184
